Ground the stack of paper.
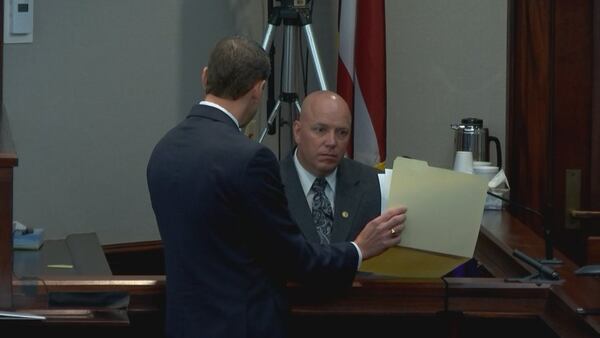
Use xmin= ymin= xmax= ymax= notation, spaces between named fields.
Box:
xmin=361 ymin=157 xmax=488 ymax=278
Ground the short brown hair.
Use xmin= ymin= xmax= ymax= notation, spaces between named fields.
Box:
xmin=205 ymin=36 xmax=271 ymax=100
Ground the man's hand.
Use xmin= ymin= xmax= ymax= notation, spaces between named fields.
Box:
xmin=354 ymin=206 xmax=407 ymax=260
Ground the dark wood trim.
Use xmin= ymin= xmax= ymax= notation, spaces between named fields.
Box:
xmin=0 ymin=0 xmax=3 ymax=107
xmin=0 ymin=108 xmax=17 ymax=309
xmin=474 ymin=226 xmax=530 ymax=278
xmin=0 ymin=0 xmax=12 ymax=310
xmin=507 ymin=0 xmax=553 ymax=231
xmin=12 ymin=276 xmax=166 ymax=312
xmin=507 ymin=0 xmax=595 ymax=265
xmin=552 ymin=0 xmax=593 ymax=264
xmin=0 ymin=168 xmax=13 ymax=309
xmin=0 ymin=0 xmax=14 ymax=298
xmin=587 ymin=236 xmax=600 ymax=263
xmin=103 ymin=240 xmax=164 ymax=276
xmin=103 ymin=240 xmax=163 ymax=255
xmin=592 ymin=0 xmax=600 ymax=211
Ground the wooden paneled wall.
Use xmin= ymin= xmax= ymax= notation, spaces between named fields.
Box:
xmin=592 ymin=0 xmax=600 ymax=213
xmin=507 ymin=0 xmax=594 ymax=264
xmin=0 ymin=0 xmax=11 ymax=309
xmin=0 ymin=0 xmax=17 ymax=309
xmin=507 ymin=0 xmax=552 ymax=229
xmin=0 ymin=167 xmax=13 ymax=309
xmin=0 ymin=112 xmax=17 ymax=309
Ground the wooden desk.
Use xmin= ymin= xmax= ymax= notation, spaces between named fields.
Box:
xmin=7 ymin=233 xmax=132 ymax=327
xmin=286 ymin=211 xmax=600 ymax=337
xmin=14 ymin=233 xmax=112 ymax=278
xmin=478 ymin=211 xmax=600 ymax=337
xmin=5 ymin=211 xmax=600 ymax=338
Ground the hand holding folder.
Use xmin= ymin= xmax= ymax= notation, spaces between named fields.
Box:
xmin=361 ymin=157 xmax=489 ymax=278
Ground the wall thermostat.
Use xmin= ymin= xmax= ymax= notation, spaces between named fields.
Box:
xmin=11 ymin=0 xmax=33 ymax=34
xmin=4 ymin=0 xmax=33 ymax=43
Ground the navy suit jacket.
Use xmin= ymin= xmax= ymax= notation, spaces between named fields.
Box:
xmin=280 ymin=154 xmax=381 ymax=243
xmin=147 ymin=104 xmax=359 ymax=338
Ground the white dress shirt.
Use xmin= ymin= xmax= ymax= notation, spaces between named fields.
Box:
xmin=198 ymin=100 xmax=241 ymax=131
xmin=292 ymin=150 xmax=363 ymax=267
xmin=293 ymin=150 xmax=337 ymax=211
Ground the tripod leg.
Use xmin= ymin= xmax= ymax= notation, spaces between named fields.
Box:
xmin=284 ymin=99 xmax=302 ymax=132
xmin=259 ymin=100 xmax=282 ymax=144
xmin=287 ymin=99 xmax=303 ymax=148
xmin=262 ymin=24 xmax=277 ymax=51
xmin=301 ymin=23 xmax=329 ymax=90
xmin=294 ymin=99 xmax=302 ymax=116
xmin=262 ymin=6 xmax=282 ymax=51
xmin=281 ymin=25 xmax=298 ymax=94
xmin=281 ymin=101 xmax=300 ymax=155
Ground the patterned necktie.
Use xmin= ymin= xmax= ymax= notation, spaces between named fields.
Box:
xmin=310 ymin=177 xmax=333 ymax=244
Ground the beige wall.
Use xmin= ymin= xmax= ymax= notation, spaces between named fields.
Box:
xmin=3 ymin=1 xmax=507 ymax=244
xmin=3 ymin=0 xmax=265 ymax=244
xmin=262 ymin=0 xmax=508 ymax=169
xmin=385 ymin=0 xmax=507 ymax=169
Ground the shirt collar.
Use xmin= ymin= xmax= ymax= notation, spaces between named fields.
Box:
xmin=293 ymin=149 xmax=337 ymax=197
xmin=198 ymin=100 xmax=241 ymax=131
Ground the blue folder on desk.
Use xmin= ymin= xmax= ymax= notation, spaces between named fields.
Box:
xmin=13 ymin=229 xmax=45 ymax=250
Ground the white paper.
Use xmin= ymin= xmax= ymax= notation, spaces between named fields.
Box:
xmin=378 ymin=169 xmax=393 ymax=213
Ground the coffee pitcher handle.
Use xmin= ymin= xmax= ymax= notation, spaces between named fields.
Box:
xmin=488 ymin=136 xmax=502 ymax=169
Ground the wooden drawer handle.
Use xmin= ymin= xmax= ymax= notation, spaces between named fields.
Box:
xmin=570 ymin=210 xmax=600 ymax=219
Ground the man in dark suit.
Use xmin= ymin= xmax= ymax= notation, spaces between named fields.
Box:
xmin=281 ymin=91 xmax=381 ymax=244
xmin=146 ymin=36 xmax=407 ymax=338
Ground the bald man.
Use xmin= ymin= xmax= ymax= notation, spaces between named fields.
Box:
xmin=148 ymin=39 xmax=407 ymax=338
xmin=280 ymin=90 xmax=382 ymax=244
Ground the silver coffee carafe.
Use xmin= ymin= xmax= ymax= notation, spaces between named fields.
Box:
xmin=451 ymin=118 xmax=502 ymax=169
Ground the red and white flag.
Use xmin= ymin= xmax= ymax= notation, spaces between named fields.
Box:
xmin=337 ymin=0 xmax=387 ymax=169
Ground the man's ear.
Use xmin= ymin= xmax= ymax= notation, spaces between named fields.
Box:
xmin=252 ymin=80 xmax=266 ymax=99
xmin=292 ymin=120 xmax=301 ymax=144
xmin=201 ymin=67 xmax=208 ymax=88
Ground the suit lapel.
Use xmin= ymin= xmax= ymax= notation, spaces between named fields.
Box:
xmin=280 ymin=155 xmax=321 ymax=243
xmin=331 ymin=159 xmax=363 ymax=242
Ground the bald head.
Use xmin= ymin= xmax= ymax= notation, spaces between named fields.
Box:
xmin=299 ymin=91 xmax=351 ymax=124
xmin=293 ymin=91 xmax=352 ymax=177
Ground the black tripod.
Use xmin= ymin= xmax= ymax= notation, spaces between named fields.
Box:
xmin=258 ymin=0 xmax=328 ymax=144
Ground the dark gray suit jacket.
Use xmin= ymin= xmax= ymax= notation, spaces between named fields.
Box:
xmin=147 ymin=105 xmax=358 ymax=338
xmin=280 ymin=154 xmax=382 ymax=243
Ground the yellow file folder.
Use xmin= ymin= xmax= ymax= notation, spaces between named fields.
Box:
xmin=361 ymin=157 xmax=489 ymax=278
